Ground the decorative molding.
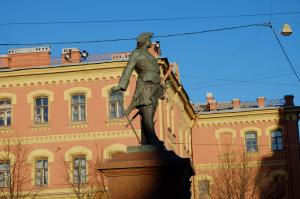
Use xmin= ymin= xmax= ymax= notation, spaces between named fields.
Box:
xmin=240 ymin=126 xmax=262 ymax=138
xmin=0 ymin=62 xmax=127 ymax=88
xmin=196 ymin=110 xmax=280 ymax=127
xmin=27 ymin=90 xmax=54 ymax=103
xmin=64 ymin=87 xmax=91 ymax=121
xmin=0 ymin=92 xmax=17 ymax=104
xmin=64 ymin=146 xmax=92 ymax=161
xmin=104 ymin=119 xmax=128 ymax=127
xmin=0 ymin=130 xmax=141 ymax=145
xmin=101 ymin=83 xmax=129 ymax=98
xmin=101 ymin=83 xmax=129 ymax=121
xmin=63 ymin=87 xmax=92 ymax=100
xmin=30 ymin=124 xmax=51 ymax=132
xmin=27 ymin=149 xmax=54 ymax=162
xmin=103 ymin=143 xmax=127 ymax=159
xmin=0 ymin=127 xmax=13 ymax=134
xmin=27 ymin=89 xmax=54 ymax=123
xmin=265 ymin=125 xmax=283 ymax=136
xmin=0 ymin=151 xmax=16 ymax=163
xmin=68 ymin=122 xmax=88 ymax=129
xmin=215 ymin=128 xmax=237 ymax=139
xmin=194 ymin=159 xmax=287 ymax=171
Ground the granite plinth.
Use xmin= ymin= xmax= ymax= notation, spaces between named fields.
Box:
xmin=99 ymin=146 xmax=194 ymax=199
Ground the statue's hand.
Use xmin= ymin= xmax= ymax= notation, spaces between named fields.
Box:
xmin=111 ymin=86 xmax=122 ymax=93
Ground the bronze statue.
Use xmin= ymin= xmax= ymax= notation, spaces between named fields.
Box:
xmin=111 ymin=32 xmax=164 ymax=145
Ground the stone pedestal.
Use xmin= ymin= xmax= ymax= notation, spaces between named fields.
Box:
xmin=99 ymin=146 xmax=194 ymax=199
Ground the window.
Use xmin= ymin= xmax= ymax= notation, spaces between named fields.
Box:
xmin=73 ymin=156 xmax=86 ymax=184
xmin=35 ymin=159 xmax=48 ymax=186
xmin=199 ymin=180 xmax=210 ymax=198
xmin=245 ymin=131 xmax=258 ymax=152
xmin=71 ymin=94 xmax=86 ymax=122
xmin=0 ymin=99 xmax=11 ymax=126
xmin=109 ymin=91 xmax=124 ymax=119
xmin=34 ymin=97 xmax=48 ymax=124
xmin=271 ymin=130 xmax=283 ymax=151
xmin=0 ymin=161 xmax=10 ymax=187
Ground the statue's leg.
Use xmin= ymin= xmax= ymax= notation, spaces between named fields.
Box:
xmin=140 ymin=105 xmax=160 ymax=145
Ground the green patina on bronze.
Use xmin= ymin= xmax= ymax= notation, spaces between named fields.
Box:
xmin=111 ymin=32 xmax=165 ymax=145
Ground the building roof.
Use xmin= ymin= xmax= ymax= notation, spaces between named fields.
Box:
xmin=194 ymin=98 xmax=284 ymax=114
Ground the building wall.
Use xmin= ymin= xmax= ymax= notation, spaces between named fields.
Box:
xmin=0 ymin=48 xmax=299 ymax=198
xmin=0 ymin=59 xmax=194 ymax=198
xmin=192 ymin=106 xmax=300 ymax=199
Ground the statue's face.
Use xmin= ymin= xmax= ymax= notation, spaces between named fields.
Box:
xmin=145 ymin=38 xmax=152 ymax=48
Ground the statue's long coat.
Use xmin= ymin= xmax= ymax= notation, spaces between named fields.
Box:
xmin=118 ymin=48 xmax=161 ymax=108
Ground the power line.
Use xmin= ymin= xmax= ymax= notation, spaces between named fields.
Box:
xmin=269 ymin=25 xmax=300 ymax=82
xmin=0 ymin=11 xmax=299 ymax=26
xmin=187 ymin=71 xmax=300 ymax=89
xmin=196 ymin=29 xmax=264 ymax=85
xmin=0 ymin=23 xmax=269 ymax=46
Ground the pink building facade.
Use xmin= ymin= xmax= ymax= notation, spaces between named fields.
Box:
xmin=0 ymin=45 xmax=299 ymax=198
xmin=0 ymin=46 xmax=194 ymax=198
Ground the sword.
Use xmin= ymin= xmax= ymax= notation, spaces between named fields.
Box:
xmin=116 ymin=97 xmax=141 ymax=144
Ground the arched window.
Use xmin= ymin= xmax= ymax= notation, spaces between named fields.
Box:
xmin=35 ymin=159 xmax=48 ymax=186
xmin=245 ymin=131 xmax=258 ymax=152
xmin=271 ymin=130 xmax=283 ymax=151
xmin=0 ymin=99 xmax=11 ymax=126
xmin=109 ymin=91 xmax=124 ymax=119
xmin=0 ymin=161 xmax=10 ymax=187
xmin=199 ymin=179 xmax=210 ymax=199
xmin=34 ymin=96 xmax=48 ymax=124
xmin=71 ymin=94 xmax=86 ymax=122
xmin=73 ymin=156 xmax=87 ymax=184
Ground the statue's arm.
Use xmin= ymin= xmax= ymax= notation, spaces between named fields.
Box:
xmin=113 ymin=53 xmax=137 ymax=92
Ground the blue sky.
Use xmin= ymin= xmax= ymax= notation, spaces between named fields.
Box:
xmin=0 ymin=0 xmax=299 ymax=105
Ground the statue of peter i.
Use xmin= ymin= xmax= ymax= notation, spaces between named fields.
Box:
xmin=111 ymin=32 xmax=164 ymax=146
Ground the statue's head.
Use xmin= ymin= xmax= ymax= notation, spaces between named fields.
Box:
xmin=136 ymin=32 xmax=153 ymax=48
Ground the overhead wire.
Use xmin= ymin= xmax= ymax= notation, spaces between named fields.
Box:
xmin=0 ymin=11 xmax=299 ymax=26
xmin=186 ymin=70 xmax=300 ymax=89
xmin=269 ymin=24 xmax=300 ymax=82
xmin=0 ymin=23 xmax=270 ymax=46
xmin=194 ymin=28 xmax=264 ymax=86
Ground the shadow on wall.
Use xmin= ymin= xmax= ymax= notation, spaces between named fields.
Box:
xmin=256 ymin=100 xmax=300 ymax=199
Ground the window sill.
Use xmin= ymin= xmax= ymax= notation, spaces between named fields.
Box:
xmin=31 ymin=124 xmax=51 ymax=132
xmin=35 ymin=184 xmax=48 ymax=188
xmin=105 ymin=118 xmax=127 ymax=127
xmin=246 ymin=151 xmax=259 ymax=157
xmin=0 ymin=126 xmax=12 ymax=134
xmin=68 ymin=121 xmax=88 ymax=129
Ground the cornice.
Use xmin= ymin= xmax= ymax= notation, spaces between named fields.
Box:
xmin=0 ymin=62 xmax=129 ymax=88
xmin=194 ymin=159 xmax=287 ymax=170
xmin=0 ymin=129 xmax=141 ymax=145
xmin=196 ymin=109 xmax=281 ymax=127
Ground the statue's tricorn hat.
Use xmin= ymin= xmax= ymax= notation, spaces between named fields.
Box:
xmin=137 ymin=32 xmax=153 ymax=44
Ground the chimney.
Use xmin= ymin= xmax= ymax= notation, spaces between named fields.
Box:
xmin=0 ymin=55 xmax=9 ymax=68
xmin=148 ymin=41 xmax=161 ymax=58
xmin=232 ymin=99 xmax=241 ymax=109
xmin=62 ymin=48 xmax=81 ymax=64
xmin=257 ymin=97 xmax=265 ymax=108
xmin=206 ymin=92 xmax=214 ymax=103
xmin=284 ymin=95 xmax=294 ymax=106
xmin=7 ymin=46 xmax=51 ymax=68
xmin=208 ymin=100 xmax=217 ymax=111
